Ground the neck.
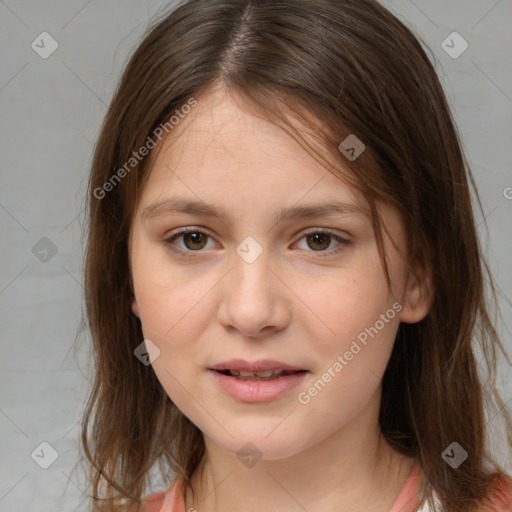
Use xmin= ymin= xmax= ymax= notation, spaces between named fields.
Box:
xmin=184 ymin=391 xmax=415 ymax=512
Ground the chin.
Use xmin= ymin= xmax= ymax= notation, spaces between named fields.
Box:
xmin=211 ymin=431 xmax=304 ymax=464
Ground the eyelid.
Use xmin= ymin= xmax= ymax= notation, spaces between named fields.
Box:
xmin=298 ymin=227 xmax=351 ymax=240
xmin=164 ymin=225 xmax=218 ymax=243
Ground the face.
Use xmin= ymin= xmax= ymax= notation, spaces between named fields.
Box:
xmin=128 ymin=87 xmax=431 ymax=461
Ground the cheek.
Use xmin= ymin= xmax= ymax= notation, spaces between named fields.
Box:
xmin=305 ymin=312 xmax=398 ymax=402
xmin=131 ymin=267 xmax=214 ymax=404
xmin=134 ymin=280 xmax=212 ymax=421
xmin=291 ymin=258 xmax=401 ymax=408
xmin=132 ymin=249 xmax=214 ymax=337
xmin=293 ymin=261 xmax=396 ymax=352
xmin=290 ymin=323 xmax=397 ymax=457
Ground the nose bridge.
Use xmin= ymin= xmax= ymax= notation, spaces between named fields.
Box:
xmin=219 ymin=235 xmax=287 ymax=336
xmin=232 ymin=235 xmax=274 ymax=303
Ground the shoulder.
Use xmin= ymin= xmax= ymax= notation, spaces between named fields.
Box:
xmin=415 ymin=469 xmax=512 ymax=512
xmin=483 ymin=472 xmax=512 ymax=511
xmin=141 ymin=475 xmax=186 ymax=512
xmin=141 ymin=490 xmax=166 ymax=512
xmin=427 ymin=473 xmax=512 ymax=512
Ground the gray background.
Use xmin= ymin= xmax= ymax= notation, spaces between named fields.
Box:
xmin=0 ymin=0 xmax=511 ymax=510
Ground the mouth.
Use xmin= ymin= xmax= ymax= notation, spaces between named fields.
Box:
xmin=213 ymin=368 xmax=307 ymax=381
xmin=208 ymin=358 xmax=309 ymax=402
xmin=208 ymin=359 xmax=308 ymax=382
xmin=209 ymin=366 xmax=309 ymax=403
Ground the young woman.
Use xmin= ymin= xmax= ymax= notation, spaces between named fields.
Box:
xmin=79 ymin=0 xmax=512 ymax=511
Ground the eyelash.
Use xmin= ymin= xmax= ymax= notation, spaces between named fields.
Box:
xmin=162 ymin=227 xmax=351 ymax=259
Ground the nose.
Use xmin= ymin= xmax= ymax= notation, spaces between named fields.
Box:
xmin=217 ymin=248 xmax=291 ymax=338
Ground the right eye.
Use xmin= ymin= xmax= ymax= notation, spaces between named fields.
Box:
xmin=163 ymin=227 xmax=218 ymax=257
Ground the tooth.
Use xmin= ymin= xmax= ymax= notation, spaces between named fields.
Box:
xmin=254 ymin=370 xmax=274 ymax=377
xmin=228 ymin=369 xmax=290 ymax=378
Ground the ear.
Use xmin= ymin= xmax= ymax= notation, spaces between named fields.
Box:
xmin=131 ymin=297 xmax=140 ymax=318
xmin=399 ymin=258 xmax=434 ymax=324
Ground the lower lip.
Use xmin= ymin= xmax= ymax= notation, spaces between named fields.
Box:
xmin=209 ymin=370 xmax=308 ymax=403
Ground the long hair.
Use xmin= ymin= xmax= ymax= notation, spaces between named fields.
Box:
xmin=78 ymin=0 xmax=512 ymax=510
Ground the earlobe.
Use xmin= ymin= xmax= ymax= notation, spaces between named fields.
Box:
xmin=399 ymin=261 xmax=434 ymax=324
xmin=131 ymin=297 xmax=140 ymax=318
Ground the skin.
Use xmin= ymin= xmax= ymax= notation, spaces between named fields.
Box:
xmin=129 ymin=86 xmax=433 ymax=512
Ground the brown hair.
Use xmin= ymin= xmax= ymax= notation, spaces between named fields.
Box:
xmin=77 ymin=0 xmax=512 ymax=510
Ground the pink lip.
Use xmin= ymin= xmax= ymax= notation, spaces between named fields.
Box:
xmin=209 ymin=358 xmax=304 ymax=372
xmin=208 ymin=369 xmax=308 ymax=403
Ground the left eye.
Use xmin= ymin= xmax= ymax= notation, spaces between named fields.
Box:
xmin=163 ymin=228 xmax=350 ymax=256
xmin=294 ymin=231 xmax=348 ymax=253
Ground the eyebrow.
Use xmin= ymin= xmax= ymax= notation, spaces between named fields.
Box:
xmin=141 ymin=197 xmax=369 ymax=224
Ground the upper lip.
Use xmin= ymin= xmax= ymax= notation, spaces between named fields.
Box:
xmin=209 ymin=359 xmax=305 ymax=372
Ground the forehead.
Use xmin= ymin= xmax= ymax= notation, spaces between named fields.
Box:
xmin=139 ymin=87 xmax=363 ymax=210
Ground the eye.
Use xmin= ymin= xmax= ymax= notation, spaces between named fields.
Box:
xmin=292 ymin=229 xmax=351 ymax=256
xmin=163 ymin=227 xmax=351 ymax=258
xmin=163 ymin=227 xmax=216 ymax=256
